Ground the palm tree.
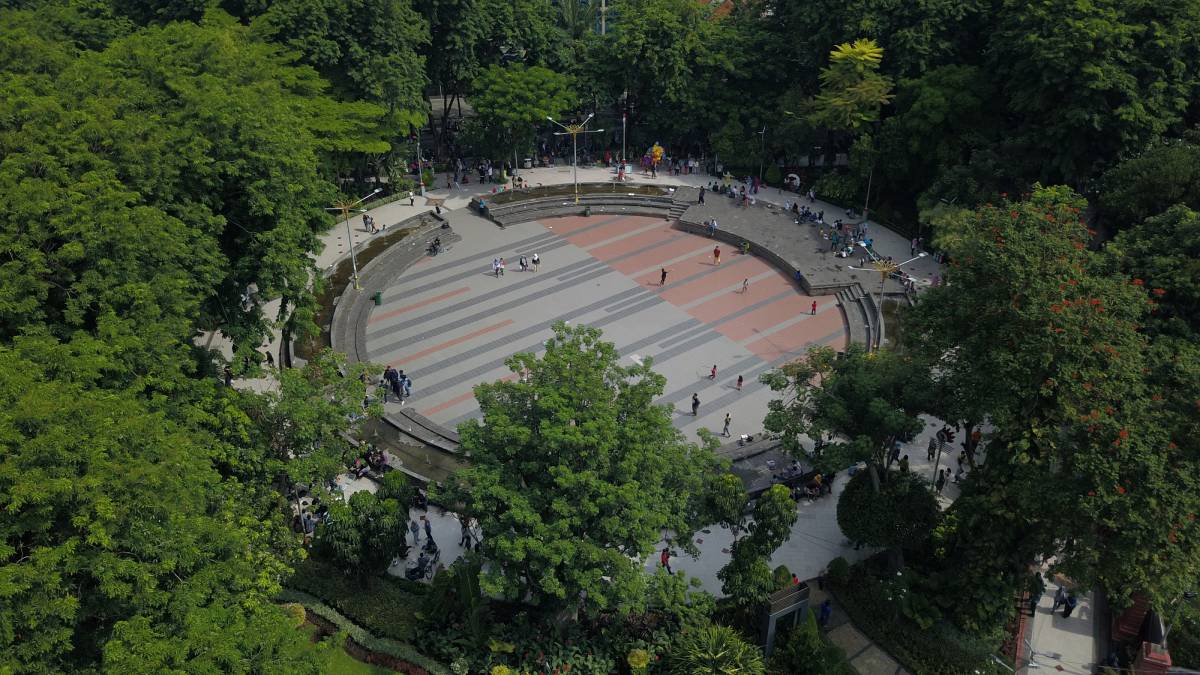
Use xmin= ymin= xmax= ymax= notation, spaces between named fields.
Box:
xmin=558 ymin=0 xmax=597 ymax=41
xmin=670 ymin=624 xmax=766 ymax=675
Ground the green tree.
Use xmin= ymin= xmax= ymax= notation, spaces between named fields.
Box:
xmin=905 ymin=185 xmax=1200 ymax=632
xmin=317 ymin=489 xmax=407 ymax=576
xmin=718 ymin=484 xmax=797 ymax=608
xmin=469 ymin=64 xmax=575 ymax=165
xmin=1100 ymin=135 xmax=1200 ymax=228
xmin=987 ymin=0 xmax=1200 ymax=186
xmin=706 ymin=472 xmax=749 ymax=539
xmin=669 ymin=623 xmax=765 ymax=675
xmin=836 ymin=470 xmax=939 ymax=568
xmin=0 ymin=347 xmax=317 ymax=673
xmin=438 ymin=322 xmax=723 ymax=614
xmin=806 ymin=39 xmax=894 ymax=133
xmin=1111 ymin=205 xmax=1200 ymax=337
xmin=761 ymin=344 xmax=926 ymax=473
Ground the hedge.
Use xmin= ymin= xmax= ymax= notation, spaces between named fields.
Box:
xmin=280 ymin=588 xmax=451 ymax=675
xmin=286 ymin=556 xmax=426 ymax=642
xmin=829 ymin=575 xmax=1005 ymax=675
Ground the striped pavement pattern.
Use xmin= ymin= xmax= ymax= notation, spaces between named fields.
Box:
xmin=365 ymin=214 xmax=847 ymax=437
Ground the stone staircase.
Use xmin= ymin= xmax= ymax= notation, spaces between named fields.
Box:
xmin=836 ymin=284 xmax=882 ymax=351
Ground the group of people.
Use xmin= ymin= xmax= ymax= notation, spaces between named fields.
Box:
xmin=381 ymin=365 xmax=413 ymax=402
xmin=491 ymin=253 xmax=539 ymax=277
xmin=361 ymin=212 xmax=384 ymax=234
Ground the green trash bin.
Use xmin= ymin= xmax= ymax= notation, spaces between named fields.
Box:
xmin=372 ymin=291 xmax=382 ymax=306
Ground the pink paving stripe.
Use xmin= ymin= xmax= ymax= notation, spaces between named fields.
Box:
xmin=612 ymin=239 xmax=721 ymax=277
xmin=586 ymin=225 xmax=679 ymax=260
xmin=628 ymin=249 xmax=752 ymax=287
xmin=683 ymin=272 xmax=793 ymax=319
xmin=718 ymin=296 xmax=830 ymax=342
xmin=393 ymin=319 xmax=514 ymax=363
xmin=742 ymin=309 xmax=846 ymax=361
xmin=661 ymin=261 xmax=787 ymax=305
xmin=368 ymin=286 xmax=471 ymax=325
xmin=537 ymin=214 xmax=593 ymax=234
xmin=421 ymin=373 xmax=517 ymax=417
xmin=566 ymin=219 xmax=666 ymax=248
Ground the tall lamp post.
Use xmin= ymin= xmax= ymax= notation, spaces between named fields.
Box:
xmin=326 ymin=188 xmax=382 ymax=291
xmin=548 ymin=114 xmax=604 ymax=204
xmin=849 ymin=251 xmax=927 ymax=331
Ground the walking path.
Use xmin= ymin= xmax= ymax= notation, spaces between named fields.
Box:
xmin=1020 ymin=576 xmax=1098 ymax=674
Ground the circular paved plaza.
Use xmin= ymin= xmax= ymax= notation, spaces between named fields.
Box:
xmin=364 ymin=211 xmax=847 ymax=439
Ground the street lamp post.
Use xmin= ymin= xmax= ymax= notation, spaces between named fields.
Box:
xmin=326 ymin=188 xmax=382 ymax=291
xmin=757 ymin=125 xmax=766 ymax=184
xmin=548 ymin=114 xmax=604 ymax=204
xmin=848 ymin=251 xmax=927 ymax=340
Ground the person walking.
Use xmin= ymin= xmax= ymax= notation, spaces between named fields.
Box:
xmin=519 ymin=255 xmax=528 ymax=272
xmin=709 ymin=365 xmax=717 ymax=380
xmin=936 ymin=469 xmax=947 ymax=494
xmin=713 ymin=245 xmax=721 ymax=265
xmin=492 ymin=257 xmax=500 ymax=277
xmin=531 ymin=253 xmax=540 ymax=272
xmin=927 ymin=435 xmax=937 ymax=461
xmin=459 ymin=517 xmax=472 ymax=547
xmin=401 ymin=373 xmax=412 ymax=398
xmin=818 ymin=599 xmax=832 ymax=627
xmin=1052 ymin=586 xmax=1068 ymax=613
xmin=409 ymin=518 xmax=420 ymax=545
xmin=698 ymin=187 xmax=705 ymax=204
xmin=408 ymin=191 xmax=415 ymax=207
xmin=691 ymin=393 xmax=700 ymax=416
xmin=1062 ymin=594 xmax=1079 ymax=618
xmin=899 ymin=455 xmax=910 ymax=473
xmin=811 ymin=300 xmax=817 ymax=315
xmin=741 ymin=278 xmax=749 ymax=293
xmin=911 ymin=237 xmax=919 ymax=256
xmin=736 ymin=375 xmax=743 ymax=391
xmin=660 ymin=547 xmax=673 ymax=574
xmin=722 ymin=413 xmax=732 ymax=437
xmin=422 ymin=515 xmax=433 ymax=542
xmin=498 ymin=258 xmax=506 ymax=276
xmin=660 ymin=267 xmax=668 ymax=286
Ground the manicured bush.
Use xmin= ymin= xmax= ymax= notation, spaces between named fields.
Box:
xmin=764 ymin=164 xmax=782 ymax=187
xmin=287 ymin=556 xmax=425 ymax=642
xmin=828 ymin=565 xmax=1005 ymax=675
xmin=279 ymin=588 xmax=451 ymax=675
xmin=813 ymin=172 xmax=861 ymax=205
xmin=826 ymin=556 xmax=850 ymax=586
xmin=768 ymin=609 xmax=853 ymax=675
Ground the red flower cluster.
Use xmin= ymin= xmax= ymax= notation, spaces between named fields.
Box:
xmin=1132 ymin=278 xmax=1145 ymax=286
xmin=1153 ymin=288 xmax=1167 ymax=296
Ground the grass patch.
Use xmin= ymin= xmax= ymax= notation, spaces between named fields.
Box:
xmin=287 ymin=556 xmax=426 ymax=642
xmin=303 ymin=624 xmax=397 ymax=675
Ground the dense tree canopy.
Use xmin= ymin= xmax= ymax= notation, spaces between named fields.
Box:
xmin=439 ymin=322 xmax=724 ymax=614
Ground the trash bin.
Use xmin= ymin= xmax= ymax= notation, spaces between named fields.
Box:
xmin=372 ymin=291 xmax=382 ymax=306
xmin=583 ymin=206 xmax=592 ymax=217
xmin=523 ymin=158 xmax=532 ymax=169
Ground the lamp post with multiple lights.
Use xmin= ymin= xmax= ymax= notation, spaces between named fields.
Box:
xmin=326 ymin=188 xmax=382 ymax=290
xmin=547 ymin=114 xmax=604 ymax=204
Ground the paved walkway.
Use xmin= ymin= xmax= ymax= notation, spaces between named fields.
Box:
xmin=365 ymin=210 xmax=845 ymax=433
xmin=1020 ymin=576 xmax=1097 ymax=674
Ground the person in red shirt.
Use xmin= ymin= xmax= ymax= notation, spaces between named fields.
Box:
xmin=660 ymin=548 xmax=673 ymax=574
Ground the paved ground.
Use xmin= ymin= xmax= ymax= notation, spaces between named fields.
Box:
xmin=1021 ymin=577 xmax=1097 ymax=674
xmin=365 ymin=211 xmax=846 ymax=437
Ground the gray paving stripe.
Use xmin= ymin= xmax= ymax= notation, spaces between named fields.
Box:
xmin=657 ymin=322 xmax=712 ymax=348
xmin=604 ymin=290 xmax=663 ymax=314
xmin=370 ymin=265 xmax=633 ymax=359
xmin=589 ymin=296 xmax=666 ymax=328
xmin=419 ymin=314 xmax=702 ymax=418
xmin=648 ymin=328 xmax=727 ymax=367
xmin=675 ymin=360 xmax=776 ymax=424
xmin=676 ymin=327 xmax=847 ymax=427
xmin=368 ymin=255 xmax=599 ymax=338
xmin=396 ymin=228 xmax=559 ymax=281
xmin=555 ymin=259 xmax=611 ymax=282
xmin=445 ymin=409 xmax=482 ymax=429
xmin=647 ymin=252 xmax=755 ymax=293
xmin=379 ymin=285 xmax=647 ymax=383
xmin=379 ymin=235 xmax=571 ymax=302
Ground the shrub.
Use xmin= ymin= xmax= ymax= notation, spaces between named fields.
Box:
xmin=669 ymin=624 xmax=765 ymax=675
xmin=768 ymin=610 xmax=851 ymax=675
xmin=827 ymin=565 xmax=1005 ymax=675
xmin=813 ymin=172 xmax=861 ymax=205
xmin=281 ymin=602 xmax=306 ymax=628
xmin=764 ymin=164 xmax=782 ymax=187
xmin=771 ymin=565 xmax=792 ymax=591
xmin=826 ymin=557 xmax=850 ymax=586
xmin=286 ymin=556 xmax=425 ymax=641
xmin=279 ymin=588 xmax=451 ymax=675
